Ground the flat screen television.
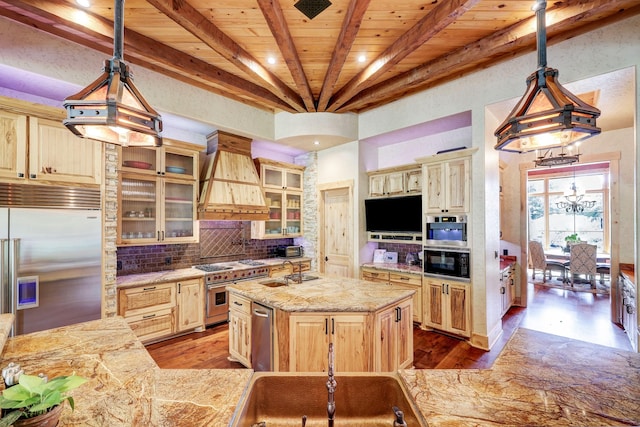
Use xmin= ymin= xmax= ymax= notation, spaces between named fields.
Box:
xmin=365 ymin=195 xmax=422 ymax=233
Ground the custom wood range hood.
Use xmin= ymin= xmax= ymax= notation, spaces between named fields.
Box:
xmin=198 ymin=130 xmax=268 ymax=221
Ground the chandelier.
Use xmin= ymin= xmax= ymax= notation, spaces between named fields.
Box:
xmin=556 ymin=182 xmax=595 ymax=213
xmin=534 ymin=145 xmax=579 ymax=167
xmin=63 ymin=0 xmax=162 ymax=147
xmin=494 ymin=0 xmax=600 ymax=153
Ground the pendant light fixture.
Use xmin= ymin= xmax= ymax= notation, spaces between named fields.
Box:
xmin=556 ymin=169 xmax=595 ymax=213
xmin=494 ymin=0 xmax=600 ymax=153
xmin=63 ymin=0 xmax=162 ymax=147
xmin=534 ymin=144 xmax=579 ymax=167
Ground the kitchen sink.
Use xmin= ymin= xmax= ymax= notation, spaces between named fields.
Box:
xmin=230 ymin=372 xmax=427 ymax=426
xmin=284 ymin=274 xmax=320 ymax=281
xmin=258 ymin=279 xmax=288 ymax=288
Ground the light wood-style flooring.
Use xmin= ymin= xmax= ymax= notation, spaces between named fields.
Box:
xmin=146 ymin=283 xmax=632 ymax=370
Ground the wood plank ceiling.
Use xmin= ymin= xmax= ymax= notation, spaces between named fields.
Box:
xmin=0 ymin=0 xmax=639 ymax=114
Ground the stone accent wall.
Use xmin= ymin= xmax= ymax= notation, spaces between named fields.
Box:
xmin=103 ymin=143 xmax=119 ymax=318
xmin=294 ymin=152 xmax=318 ymax=270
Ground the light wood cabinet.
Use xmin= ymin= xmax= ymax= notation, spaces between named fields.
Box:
xmin=424 ymin=277 xmax=471 ymax=337
xmin=424 ymin=157 xmax=470 ymax=214
xmin=118 ymin=278 xmax=204 ymax=343
xmin=252 ymin=158 xmax=305 ymax=239
xmin=374 ymin=297 xmax=413 ymax=371
xmin=368 ymin=165 xmax=421 ymax=197
xmin=229 ymin=293 xmax=252 ymax=367
xmin=118 ymin=282 xmax=176 ymax=342
xmin=176 ymin=279 xmax=204 ymax=332
xmin=0 ymin=111 xmax=102 ymax=186
xmin=500 ymin=265 xmax=516 ymax=317
xmin=118 ymin=141 xmax=200 ymax=246
xmin=361 ymin=267 xmax=422 ymax=323
xmin=289 ymin=313 xmax=369 ymax=372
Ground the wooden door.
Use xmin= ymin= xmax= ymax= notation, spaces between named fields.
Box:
xmin=331 ymin=314 xmax=369 ymax=372
xmin=445 ymin=158 xmax=469 ymax=212
xmin=29 ymin=117 xmax=102 ymax=185
xmin=320 ymin=185 xmax=352 ymax=278
xmin=424 ymin=279 xmax=445 ymax=329
xmin=448 ymin=282 xmax=470 ymax=337
xmin=424 ymin=163 xmax=445 ymax=213
xmin=396 ymin=298 xmax=414 ymax=369
xmin=374 ymin=306 xmax=396 ymax=371
xmin=0 ymin=111 xmax=27 ymax=181
xmin=289 ymin=314 xmax=329 ymax=372
xmin=176 ymin=279 xmax=203 ymax=331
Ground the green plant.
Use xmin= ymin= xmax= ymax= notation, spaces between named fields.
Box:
xmin=0 ymin=373 xmax=87 ymax=427
xmin=564 ymin=233 xmax=580 ymax=243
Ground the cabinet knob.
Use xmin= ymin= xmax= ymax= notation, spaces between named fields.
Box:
xmin=17 ymin=173 xmax=25 ymax=178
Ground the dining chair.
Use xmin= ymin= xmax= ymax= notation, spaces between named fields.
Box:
xmin=528 ymin=241 xmax=565 ymax=283
xmin=566 ymin=243 xmax=597 ymax=288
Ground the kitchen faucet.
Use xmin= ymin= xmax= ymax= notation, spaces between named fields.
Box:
xmin=282 ymin=260 xmax=303 ymax=284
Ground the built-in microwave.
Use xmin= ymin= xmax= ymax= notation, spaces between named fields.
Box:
xmin=425 ymin=215 xmax=467 ymax=247
xmin=423 ymin=247 xmax=470 ymax=280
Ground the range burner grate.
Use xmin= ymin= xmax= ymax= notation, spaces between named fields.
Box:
xmin=193 ymin=264 xmax=233 ymax=272
xmin=237 ymin=259 xmax=266 ymax=266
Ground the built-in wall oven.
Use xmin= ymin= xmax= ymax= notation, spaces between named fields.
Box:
xmin=423 ymin=247 xmax=470 ymax=280
xmin=425 ymin=215 xmax=468 ymax=247
xmin=194 ymin=261 xmax=269 ymax=326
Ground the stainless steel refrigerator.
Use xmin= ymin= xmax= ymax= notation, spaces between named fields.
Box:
xmin=0 ymin=207 xmax=102 ymax=335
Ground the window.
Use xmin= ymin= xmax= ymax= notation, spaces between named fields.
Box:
xmin=527 ymin=163 xmax=610 ymax=253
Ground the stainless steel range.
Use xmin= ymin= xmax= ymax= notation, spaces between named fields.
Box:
xmin=194 ymin=262 xmax=269 ymax=326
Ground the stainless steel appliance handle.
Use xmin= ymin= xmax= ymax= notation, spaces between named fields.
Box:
xmin=253 ymin=309 xmax=269 ymax=318
xmin=8 ymin=239 xmax=19 ymax=316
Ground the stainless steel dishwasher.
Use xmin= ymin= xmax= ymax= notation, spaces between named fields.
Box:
xmin=251 ymin=302 xmax=273 ymax=371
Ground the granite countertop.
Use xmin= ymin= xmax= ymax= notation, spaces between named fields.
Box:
xmin=227 ymin=275 xmax=415 ymax=312
xmin=361 ymin=262 xmax=423 ymax=274
xmin=0 ymin=314 xmax=638 ymax=426
xmin=0 ymin=315 xmax=251 ymax=426
xmin=116 ymin=257 xmax=312 ymax=289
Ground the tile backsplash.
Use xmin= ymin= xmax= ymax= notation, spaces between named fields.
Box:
xmin=117 ymin=221 xmax=293 ymax=275
xmin=376 ymin=243 xmax=423 ymax=265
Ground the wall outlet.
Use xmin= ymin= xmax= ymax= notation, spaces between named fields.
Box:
xmin=165 ymin=257 xmax=172 ymax=265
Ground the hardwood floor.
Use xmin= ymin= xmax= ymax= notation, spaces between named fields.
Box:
xmin=146 ymin=283 xmax=632 ymax=370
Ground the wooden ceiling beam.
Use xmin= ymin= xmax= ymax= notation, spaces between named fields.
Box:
xmin=257 ymin=0 xmax=315 ymax=112
xmin=0 ymin=0 xmax=296 ymax=112
xmin=338 ymin=0 xmax=640 ymax=113
xmin=325 ymin=0 xmax=482 ymax=112
xmin=146 ymin=0 xmax=306 ymax=113
xmin=316 ymin=0 xmax=371 ymax=112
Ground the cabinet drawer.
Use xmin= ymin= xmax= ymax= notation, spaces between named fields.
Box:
xmin=126 ymin=308 xmax=174 ymax=342
xmin=270 ymin=264 xmax=289 ymax=277
xmin=361 ymin=268 xmax=390 ymax=283
xmin=299 ymin=261 xmax=311 ymax=272
xmin=389 ymin=272 xmax=422 ymax=287
xmin=118 ymin=282 xmax=176 ymax=317
xmin=229 ymin=293 xmax=251 ymax=315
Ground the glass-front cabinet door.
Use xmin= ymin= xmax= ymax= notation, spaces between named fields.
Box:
xmin=119 ymin=174 xmax=160 ymax=244
xmin=163 ymin=179 xmax=196 ymax=241
xmin=284 ymin=192 xmax=302 ymax=235
xmin=265 ymin=191 xmax=283 ymax=236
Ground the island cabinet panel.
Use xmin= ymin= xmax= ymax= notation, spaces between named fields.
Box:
xmin=229 ymin=294 xmax=252 ymax=368
xmin=374 ymin=297 xmax=413 ymax=371
xmin=424 ymin=278 xmax=471 ymax=338
xmin=289 ymin=313 xmax=370 ymax=372
xmin=176 ymin=279 xmax=204 ymax=332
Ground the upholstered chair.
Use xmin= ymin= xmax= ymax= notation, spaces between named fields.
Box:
xmin=567 ymin=243 xmax=597 ymax=288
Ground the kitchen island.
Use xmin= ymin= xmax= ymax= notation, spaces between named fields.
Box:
xmin=226 ymin=275 xmax=415 ymax=372
xmin=0 ymin=314 xmax=639 ymax=425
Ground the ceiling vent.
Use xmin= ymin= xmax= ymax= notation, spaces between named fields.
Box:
xmin=294 ymin=0 xmax=332 ymax=20
xmin=198 ymin=131 xmax=269 ymax=221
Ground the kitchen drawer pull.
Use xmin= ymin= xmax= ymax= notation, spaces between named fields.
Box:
xmin=234 ymin=301 xmax=243 ymax=306
xmin=325 ymin=318 xmax=329 ymax=335
xmin=399 ymin=277 xmax=410 ymax=280
xmin=143 ymin=286 xmax=157 ymax=291
xmin=142 ymin=314 xmax=156 ymax=319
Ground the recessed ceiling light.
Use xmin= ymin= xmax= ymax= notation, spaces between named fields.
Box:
xmin=76 ymin=0 xmax=91 ymax=7
xmin=313 ymin=140 xmax=320 ymax=146
xmin=267 ymin=56 xmax=276 ymax=65
xmin=357 ymin=55 xmax=366 ymax=63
